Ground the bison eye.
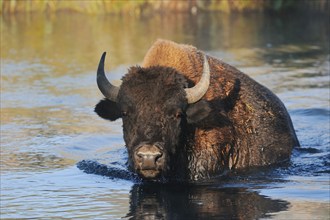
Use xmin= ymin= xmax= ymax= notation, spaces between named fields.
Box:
xmin=175 ymin=111 xmax=183 ymax=119
xmin=122 ymin=111 xmax=128 ymax=117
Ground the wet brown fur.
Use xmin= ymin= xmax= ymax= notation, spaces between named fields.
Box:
xmin=142 ymin=39 xmax=299 ymax=180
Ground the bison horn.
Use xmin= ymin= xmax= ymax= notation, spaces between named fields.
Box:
xmin=97 ymin=52 xmax=120 ymax=102
xmin=185 ymin=55 xmax=210 ymax=104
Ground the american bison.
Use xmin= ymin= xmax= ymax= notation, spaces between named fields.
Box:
xmin=95 ymin=39 xmax=299 ymax=181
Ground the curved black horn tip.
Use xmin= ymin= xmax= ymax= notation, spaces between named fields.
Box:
xmin=102 ymin=51 xmax=106 ymax=58
xmin=98 ymin=52 xmax=107 ymax=73
xmin=101 ymin=52 xmax=106 ymax=63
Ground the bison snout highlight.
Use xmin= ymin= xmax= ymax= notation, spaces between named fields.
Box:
xmin=134 ymin=145 xmax=165 ymax=179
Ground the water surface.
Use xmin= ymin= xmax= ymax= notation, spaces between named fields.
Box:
xmin=1 ymin=12 xmax=329 ymax=219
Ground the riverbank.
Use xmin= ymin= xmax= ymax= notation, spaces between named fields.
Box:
xmin=1 ymin=0 xmax=328 ymax=15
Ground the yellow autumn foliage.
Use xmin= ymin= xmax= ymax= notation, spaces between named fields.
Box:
xmin=1 ymin=0 xmax=328 ymax=14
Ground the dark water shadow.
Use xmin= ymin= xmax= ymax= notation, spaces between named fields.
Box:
xmin=77 ymin=159 xmax=141 ymax=182
xmin=124 ymin=183 xmax=289 ymax=220
xmin=77 ymin=160 xmax=289 ymax=219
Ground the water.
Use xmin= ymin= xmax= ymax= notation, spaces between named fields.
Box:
xmin=1 ymin=12 xmax=329 ymax=219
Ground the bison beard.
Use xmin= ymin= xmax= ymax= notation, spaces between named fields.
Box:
xmin=94 ymin=39 xmax=300 ymax=182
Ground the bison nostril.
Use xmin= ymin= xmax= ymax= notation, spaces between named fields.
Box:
xmin=137 ymin=150 xmax=162 ymax=157
xmin=136 ymin=151 xmax=162 ymax=162
xmin=155 ymin=152 xmax=163 ymax=161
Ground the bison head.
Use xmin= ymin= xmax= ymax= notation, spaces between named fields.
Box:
xmin=94 ymin=52 xmax=211 ymax=181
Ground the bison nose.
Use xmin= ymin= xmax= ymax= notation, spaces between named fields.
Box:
xmin=135 ymin=145 xmax=163 ymax=170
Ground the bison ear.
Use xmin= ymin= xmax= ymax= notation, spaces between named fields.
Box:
xmin=186 ymin=100 xmax=212 ymax=124
xmin=95 ymin=99 xmax=122 ymax=121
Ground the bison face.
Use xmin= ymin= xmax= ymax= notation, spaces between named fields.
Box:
xmin=94 ymin=52 xmax=211 ymax=180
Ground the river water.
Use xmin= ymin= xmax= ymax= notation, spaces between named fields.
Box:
xmin=1 ymin=12 xmax=329 ymax=219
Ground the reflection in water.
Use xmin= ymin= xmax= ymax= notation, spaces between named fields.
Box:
xmin=126 ymin=183 xmax=288 ymax=220
xmin=2 ymin=12 xmax=328 ymax=68
xmin=1 ymin=152 xmax=75 ymax=172
xmin=1 ymin=11 xmax=329 ymax=219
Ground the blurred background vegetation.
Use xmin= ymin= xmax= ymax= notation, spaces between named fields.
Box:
xmin=1 ymin=0 xmax=329 ymax=14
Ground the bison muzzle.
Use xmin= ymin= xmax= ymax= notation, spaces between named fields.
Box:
xmin=133 ymin=143 xmax=164 ymax=179
xmin=94 ymin=39 xmax=300 ymax=182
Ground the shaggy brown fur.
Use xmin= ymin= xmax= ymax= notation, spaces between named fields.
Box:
xmin=95 ymin=39 xmax=299 ymax=181
xmin=142 ymin=39 xmax=299 ymax=179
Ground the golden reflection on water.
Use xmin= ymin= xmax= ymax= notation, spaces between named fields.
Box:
xmin=1 ymin=11 xmax=329 ymax=219
xmin=1 ymin=151 xmax=75 ymax=172
xmin=3 ymin=12 xmax=313 ymax=67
